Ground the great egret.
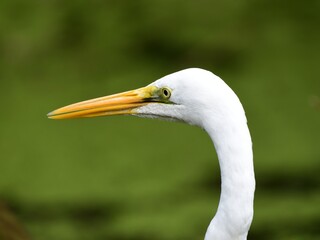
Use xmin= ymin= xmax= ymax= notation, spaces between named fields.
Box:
xmin=48 ymin=68 xmax=255 ymax=240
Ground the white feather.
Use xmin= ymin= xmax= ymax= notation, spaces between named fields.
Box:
xmin=136 ymin=68 xmax=255 ymax=240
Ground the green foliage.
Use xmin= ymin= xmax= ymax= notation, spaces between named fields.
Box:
xmin=0 ymin=0 xmax=319 ymax=239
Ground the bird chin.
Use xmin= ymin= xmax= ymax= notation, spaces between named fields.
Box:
xmin=133 ymin=103 xmax=183 ymax=123
xmin=133 ymin=113 xmax=181 ymax=123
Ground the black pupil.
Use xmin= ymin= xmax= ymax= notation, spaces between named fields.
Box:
xmin=163 ymin=89 xmax=168 ymax=96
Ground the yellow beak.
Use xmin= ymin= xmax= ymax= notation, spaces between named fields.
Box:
xmin=47 ymin=86 xmax=157 ymax=120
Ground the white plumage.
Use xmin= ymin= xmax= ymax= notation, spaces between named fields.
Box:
xmin=48 ymin=68 xmax=255 ymax=240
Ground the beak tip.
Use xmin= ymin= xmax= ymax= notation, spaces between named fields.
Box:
xmin=47 ymin=111 xmax=55 ymax=119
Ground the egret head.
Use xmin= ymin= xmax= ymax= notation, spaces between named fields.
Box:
xmin=48 ymin=68 xmax=243 ymax=128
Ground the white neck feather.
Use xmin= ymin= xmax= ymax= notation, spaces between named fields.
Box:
xmin=203 ymin=104 xmax=255 ymax=240
xmin=137 ymin=68 xmax=255 ymax=239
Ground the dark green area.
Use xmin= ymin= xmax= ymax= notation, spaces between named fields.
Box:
xmin=0 ymin=0 xmax=319 ymax=239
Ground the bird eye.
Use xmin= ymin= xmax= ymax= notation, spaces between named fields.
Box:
xmin=161 ymin=87 xmax=171 ymax=99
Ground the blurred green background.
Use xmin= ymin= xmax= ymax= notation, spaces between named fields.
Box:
xmin=0 ymin=0 xmax=319 ymax=239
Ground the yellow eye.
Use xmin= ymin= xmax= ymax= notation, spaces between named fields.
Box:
xmin=161 ymin=87 xmax=171 ymax=99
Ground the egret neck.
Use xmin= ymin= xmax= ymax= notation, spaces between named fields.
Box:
xmin=203 ymin=105 xmax=255 ymax=240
